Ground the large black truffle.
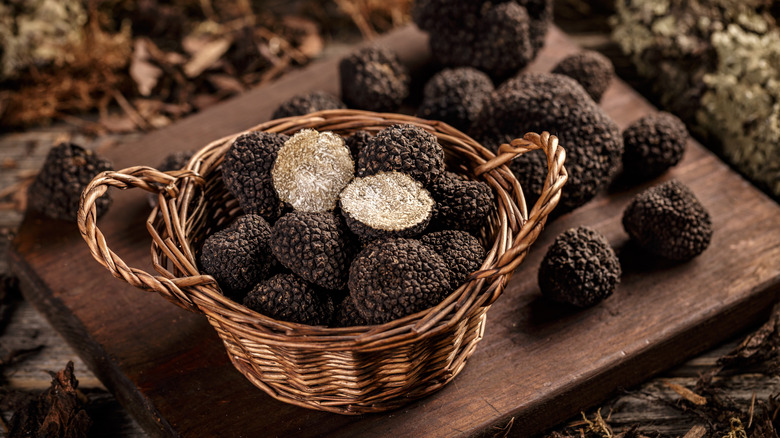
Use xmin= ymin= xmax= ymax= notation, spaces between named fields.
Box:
xmin=622 ymin=112 xmax=689 ymax=181
xmin=428 ymin=171 xmax=494 ymax=231
xmin=413 ymin=0 xmax=551 ymax=79
xmin=222 ymin=131 xmax=288 ymax=221
xmin=551 ymin=50 xmax=615 ymax=102
xmin=357 ymin=124 xmax=444 ymax=187
xmin=271 ymin=210 xmax=355 ymax=290
xmin=472 ymin=72 xmax=623 ymax=213
xmin=27 ymin=142 xmax=113 ymax=221
xmin=421 ymin=230 xmax=485 ymax=286
xmin=244 ymin=273 xmax=334 ymax=326
xmin=339 ymin=47 xmax=409 ymax=112
xmin=349 ymin=238 xmax=453 ymax=324
xmin=418 ymin=67 xmax=494 ymax=132
xmin=199 ymin=214 xmax=274 ymax=301
xmin=271 ymin=91 xmax=346 ymax=119
xmin=538 ymin=226 xmax=621 ymax=307
xmin=622 ymin=180 xmax=712 ymax=261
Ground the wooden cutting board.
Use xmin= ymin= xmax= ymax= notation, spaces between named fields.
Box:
xmin=9 ymin=25 xmax=780 ymax=437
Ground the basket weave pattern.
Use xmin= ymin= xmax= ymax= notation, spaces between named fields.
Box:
xmin=78 ymin=109 xmax=567 ymax=414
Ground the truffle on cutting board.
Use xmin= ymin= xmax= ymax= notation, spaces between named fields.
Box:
xmin=338 ymin=46 xmax=409 ymax=112
xmin=622 ymin=112 xmax=689 ymax=181
xmin=418 ymin=67 xmax=494 ymax=132
xmin=271 ymin=91 xmax=346 ymax=119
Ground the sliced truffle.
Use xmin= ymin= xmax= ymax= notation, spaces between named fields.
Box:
xmin=418 ymin=67 xmax=494 ymax=132
xmin=271 ymin=210 xmax=355 ymax=290
xmin=622 ymin=112 xmax=689 ymax=181
xmin=357 ymin=124 xmax=444 ymax=187
xmin=339 ymin=46 xmax=410 ymax=112
xmin=344 ymin=130 xmax=372 ymax=162
xmin=339 ymin=172 xmax=434 ymax=241
xmin=199 ymin=214 xmax=274 ymax=301
xmin=222 ymin=131 xmax=288 ymax=221
xmin=349 ymin=238 xmax=453 ymax=324
xmin=421 ymin=230 xmax=485 ymax=286
xmin=428 ymin=171 xmax=494 ymax=231
xmin=27 ymin=142 xmax=113 ymax=221
xmin=272 ymin=129 xmax=354 ymax=213
xmin=271 ymin=91 xmax=346 ymax=119
xmin=244 ymin=273 xmax=334 ymax=326
xmin=538 ymin=226 xmax=621 ymax=307
xmin=332 ymin=295 xmax=369 ymax=327
xmin=472 ymin=72 xmax=623 ymax=213
xmin=551 ymin=50 xmax=615 ymax=102
xmin=622 ymin=180 xmax=712 ymax=261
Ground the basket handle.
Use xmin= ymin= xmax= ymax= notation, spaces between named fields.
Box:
xmin=77 ymin=166 xmax=211 ymax=313
xmin=472 ymin=132 xmax=568 ymax=303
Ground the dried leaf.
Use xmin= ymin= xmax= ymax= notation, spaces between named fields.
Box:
xmin=130 ymin=39 xmax=163 ymax=96
xmin=183 ymin=37 xmax=232 ymax=78
xmin=207 ymin=73 xmax=246 ymax=94
xmin=664 ymin=380 xmax=708 ymax=406
xmin=682 ymin=425 xmax=707 ymax=438
xmin=283 ymin=15 xmax=324 ymax=58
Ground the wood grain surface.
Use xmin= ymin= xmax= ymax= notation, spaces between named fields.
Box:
xmin=8 ymin=25 xmax=780 ymax=437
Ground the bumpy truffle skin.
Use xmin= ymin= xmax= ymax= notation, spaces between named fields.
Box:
xmin=271 ymin=210 xmax=355 ymax=290
xmin=349 ymin=238 xmax=453 ymax=324
xmin=339 ymin=47 xmax=410 ymax=112
xmin=332 ymin=295 xmax=369 ymax=327
xmin=472 ymin=73 xmax=623 ymax=213
xmin=538 ymin=226 xmax=621 ymax=307
xmin=622 ymin=112 xmax=689 ymax=180
xmin=344 ymin=130 xmax=372 ymax=162
xmin=222 ymin=131 xmax=288 ymax=221
xmin=244 ymin=273 xmax=334 ymax=326
xmin=27 ymin=142 xmax=113 ymax=221
xmin=357 ymin=124 xmax=444 ymax=187
xmin=418 ymin=67 xmax=494 ymax=132
xmin=552 ymin=50 xmax=615 ymax=102
xmin=421 ymin=230 xmax=485 ymax=287
xmin=199 ymin=214 xmax=274 ymax=300
xmin=622 ymin=180 xmax=712 ymax=260
xmin=271 ymin=91 xmax=346 ymax=119
xmin=428 ymin=171 xmax=494 ymax=231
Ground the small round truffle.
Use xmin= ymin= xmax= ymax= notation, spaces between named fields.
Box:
xmin=272 ymin=129 xmax=354 ymax=213
xmin=222 ymin=131 xmax=289 ymax=221
xmin=339 ymin=172 xmax=434 ymax=241
xmin=332 ymin=295 xmax=369 ymax=327
xmin=357 ymin=124 xmax=445 ymax=187
xmin=551 ymin=50 xmax=615 ymax=102
xmin=271 ymin=210 xmax=355 ymax=290
xmin=418 ymin=67 xmax=495 ymax=132
xmin=428 ymin=171 xmax=494 ymax=231
xmin=472 ymin=73 xmax=623 ymax=213
xmin=622 ymin=112 xmax=689 ymax=181
xmin=339 ymin=46 xmax=410 ymax=112
xmin=538 ymin=226 xmax=621 ymax=307
xmin=271 ymin=91 xmax=346 ymax=119
xmin=622 ymin=180 xmax=712 ymax=260
xmin=27 ymin=142 xmax=113 ymax=221
xmin=199 ymin=214 xmax=274 ymax=300
xmin=349 ymin=238 xmax=453 ymax=324
xmin=421 ymin=230 xmax=485 ymax=286
xmin=244 ymin=273 xmax=334 ymax=326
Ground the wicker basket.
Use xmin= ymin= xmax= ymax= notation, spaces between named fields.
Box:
xmin=77 ymin=109 xmax=567 ymax=414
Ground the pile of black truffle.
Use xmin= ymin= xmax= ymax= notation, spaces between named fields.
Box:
xmin=199 ymin=124 xmax=494 ymax=326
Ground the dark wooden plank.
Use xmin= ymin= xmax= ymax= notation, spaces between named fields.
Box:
xmin=8 ymin=25 xmax=780 ymax=438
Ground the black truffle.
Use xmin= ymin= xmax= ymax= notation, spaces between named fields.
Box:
xmin=622 ymin=112 xmax=689 ymax=181
xmin=472 ymin=73 xmax=623 ymax=213
xmin=418 ymin=67 xmax=494 ymax=132
xmin=622 ymin=180 xmax=712 ymax=260
xmin=332 ymin=295 xmax=369 ymax=327
xmin=244 ymin=273 xmax=334 ymax=326
xmin=428 ymin=171 xmax=494 ymax=231
xmin=344 ymin=130 xmax=372 ymax=162
xmin=221 ymin=131 xmax=288 ymax=221
xmin=538 ymin=226 xmax=621 ymax=307
xmin=421 ymin=230 xmax=485 ymax=286
xmin=339 ymin=47 xmax=410 ymax=112
xmin=357 ymin=124 xmax=445 ymax=187
xmin=551 ymin=50 xmax=615 ymax=102
xmin=339 ymin=172 xmax=435 ymax=242
xmin=349 ymin=238 xmax=453 ymax=324
xmin=199 ymin=214 xmax=274 ymax=300
xmin=27 ymin=142 xmax=113 ymax=221
xmin=271 ymin=91 xmax=346 ymax=119
xmin=271 ymin=210 xmax=355 ymax=290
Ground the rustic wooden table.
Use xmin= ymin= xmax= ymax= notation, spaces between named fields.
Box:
xmin=1 ymin=19 xmax=779 ymax=438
